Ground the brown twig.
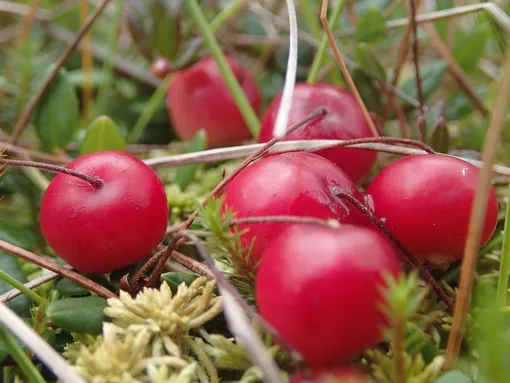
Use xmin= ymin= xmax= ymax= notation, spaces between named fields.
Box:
xmin=409 ymin=0 xmax=426 ymax=132
xmin=0 ymin=240 xmax=115 ymax=299
xmin=0 ymin=141 xmax=69 ymax=164
xmin=17 ymin=0 xmax=41 ymax=41
xmin=179 ymin=107 xmax=328 ymax=230
xmin=0 ymin=158 xmax=103 ymax=188
xmin=319 ymin=0 xmax=380 ymax=137
xmin=305 ymin=136 xmax=436 ymax=154
xmin=9 ymin=0 xmax=113 ymax=144
xmin=79 ymin=0 xmax=93 ymax=126
xmin=231 ymin=216 xmax=339 ymax=228
xmin=333 ymin=190 xmax=454 ymax=311
xmin=420 ymin=22 xmax=489 ymax=117
xmin=444 ymin=48 xmax=510 ymax=370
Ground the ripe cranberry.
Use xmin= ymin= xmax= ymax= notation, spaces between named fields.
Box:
xmin=256 ymin=224 xmax=400 ymax=364
xmin=40 ymin=151 xmax=169 ymax=274
xmin=258 ymin=83 xmax=377 ymax=183
xmin=167 ymin=55 xmax=262 ymax=147
xmin=151 ymin=58 xmax=172 ymax=79
xmin=290 ymin=366 xmax=370 ymax=383
xmin=365 ymin=154 xmax=498 ymax=268
xmin=222 ymin=152 xmax=370 ymax=267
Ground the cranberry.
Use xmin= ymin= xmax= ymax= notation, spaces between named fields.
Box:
xmin=365 ymin=154 xmax=498 ymax=268
xmin=258 ymin=83 xmax=377 ymax=183
xmin=256 ymin=224 xmax=400 ymax=364
xmin=290 ymin=365 xmax=370 ymax=383
xmin=40 ymin=151 xmax=169 ymax=274
xmin=167 ymin=55 xmax=262 ymax=147
xmin=151 ymin=58 xmax=172 ymax=79
xmin=222 ymin=152 xmax=369 ymax=267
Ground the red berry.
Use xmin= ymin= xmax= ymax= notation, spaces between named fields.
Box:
xmin=258 ymin=83 xmax=377 ymax=183
xmin=151 ymin=58 xmax=172 ymax=79
xmin=290 ymin=366 xmax=370 ymax=383
xmin=167 ymin=55 xmax=262 ymax=147
xmin=222 ymin=152 xmax=369 ymax=267
xmin=365 ymin=154 xmax=498 ymax=268
xmin=256 ymin=224 xmax=400 ymax=364
xmin=40 ymin=151 xmax=169 ymax=274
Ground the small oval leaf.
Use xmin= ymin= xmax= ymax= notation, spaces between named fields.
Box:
xmin=161 ymin=272 xmax=200 ymax=294
xmin=352 ymin=69 xmax=384 ymax=115
xmin=34 ymin=68 xmax=79 ymax=152
xmin=55 ymin=278 xmax=91 ymax=298
xmin=353 ymin=43 xmax=387 ymax=82
xmin=452 ymin=26 xmax=490 ymax=73
xmin=175 ymin=130 xmax=207 ymax=190
xmin=46 ymin=296 xmax=108 ymax=334
xmin=80 ymin=116 xmax=127 ymax=155
xmin=355 ymin=7 xmax=388 ymax=44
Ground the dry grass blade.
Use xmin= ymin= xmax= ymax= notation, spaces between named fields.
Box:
xmin=444 ymin=48 xmax=510 ymax=370
xmin=0 ymin=270 xmax=65 ymax=303
xmin=272 ymin=0 xmax=298 ymax=138
xmin=409 ymin=0 xmax=426 ymax=123
xmin=144 ymin=140 xmax=510 ymax=177
xmin=79 ymin=0 xmax=93 ymax=126
xmin=184 ymin=233 xmax=285 ymax=383
xmin=0 ymin=303 xmax=86 ymax=383
xmin=9 ymin=0 xmax=113 ymax=144
xmin=319 ymin=0 xmax=379 ymax=137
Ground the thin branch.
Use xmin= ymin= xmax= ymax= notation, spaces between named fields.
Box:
xmin=0 ymin=240 xmax=115 ymax=299
xmin=444 ymin=47 xmax=510 ymax=370
xmin=409 ymin=0 xmax=426 ymax=125
xmin=9 ymin=0 xmax=113 ymax=144
xmin=0 ymin=141 xmax=70 ymax=164
xmin=319 ymin=0 xmax=379 ymax=137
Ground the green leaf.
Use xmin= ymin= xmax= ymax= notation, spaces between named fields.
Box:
xmin=161 ymin=272 xmax=200 ymax=294
xmin=434 ymin=370 xmax=472 ymax=383
xmin=0 ymin=254 xmax=30 ymax=315
xmin=352 ymin=69 xmax=384 ymax=115
xmin=175 ymin=130 xmax=207 ymax=190
xmin=400 ymin=62 xmax=448 ymax=101
xmin=55 ymin=278 xmax=91 ymax=298
xmin=353 ymin=43 xmax=387 ymax=82
xmin=80 ymin=116 xmax=127 ymax=155
xmin=405 ymin=322 xmax=438 ymax=364
xmin=46 ymin=296 xmax=108 ymax=334
xmin=34 ymin=68 xmax=79 ymax=152
xmin=0 ymin=223 xmax=37 ymax=250
xmin=355 ymin=7 xmax=388 ymax=44
xmin=452 ymin=26 xmax=490 ymax=73
xmin=152 ymin=0 xmax=181 ymax=60
xmin=429 ymin=121 xmax=450 ymax=154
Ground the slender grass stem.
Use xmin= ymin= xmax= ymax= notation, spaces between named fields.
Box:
xmin=0 ymin=328 xmax=45 ymax=383
xmin=497 ymin=184 xmax=510 ymax=306
xmin=0 ymin=269 xmax=44 ymax=305
xmin=307 ymin=0 xmax=345 ymax=83
xmin=185 ymin=0 xmax=261 ymax=138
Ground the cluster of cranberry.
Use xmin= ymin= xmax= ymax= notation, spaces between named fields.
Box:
xmin=39 ymin=56 xmax=498 ymax=379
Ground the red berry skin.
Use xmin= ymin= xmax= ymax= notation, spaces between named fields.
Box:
xmin=256 ymin=224 xmax=400 ymax=364
xmin=258 ymin=83 xmax=377 ymax=183
xmin=290 ymin=366 xmax=370 ymax=383
xmin=167 ymin=55 xmax=262 ymax=148
xmin=222 ymin=152 xmax=370 ymax=267
xmin=40 ymin=151 xmax=169 ymax=274
xmin=365 ymin=154 xmax=498 ymax=268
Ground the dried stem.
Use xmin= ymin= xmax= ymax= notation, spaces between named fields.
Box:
xmin=444 ymin=48 xmax=510 ymax=370
xmin=9 ymin=0 xmax=113 ymax=144
xmin=409 ymin=0 xmax=426 ymax=128
xmin=179 ymin=108 xmax=328 ymax=230
xmin=79 ymin=0 xmax=93 ymax=126
xmin=0 ymin=240 xmax=115 ymax=299
xmin=307 ymin=136 xmax=436 ymax=154
xmin=0 ymin=158 xmax=103 ymax=188
xmin=333 ymin=190 xmax=454 ymax=311
xmin=0 ymin=141 xmax=69 ymax=164
xmin=0 ymin=271 xmax=63 ymax=304
xmin=231 ymin=216 xmax=339 ymax=229
xmin=319 ymin=0 xmax=379 ymax=137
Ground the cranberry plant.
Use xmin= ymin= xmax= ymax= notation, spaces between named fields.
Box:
xmin=0 ymin=0 xmax=510 ymax=383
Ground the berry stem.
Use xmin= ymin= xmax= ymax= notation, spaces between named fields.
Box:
xmin=332 ymin=189 xmax=454 ymax=311
xmin=0 ymin=158 xmax=103 ymax=189
xmin=308 ymin=136 xmax=436 ymax=154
